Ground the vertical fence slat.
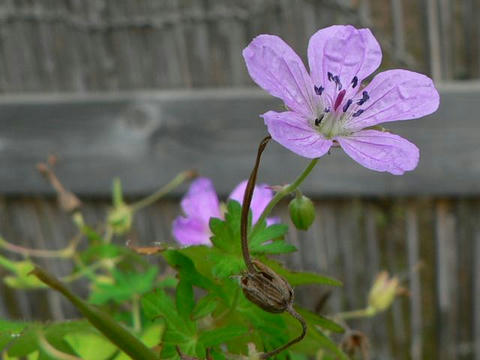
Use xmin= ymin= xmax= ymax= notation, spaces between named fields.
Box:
xmin=435 ymin=200 xmax=457 ymax=359
xmin=407 ymin=203 xmax=422 ymax=360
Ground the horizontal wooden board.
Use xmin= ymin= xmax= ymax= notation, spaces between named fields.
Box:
xmin=0 ymin=84 xmax=479 ymax=196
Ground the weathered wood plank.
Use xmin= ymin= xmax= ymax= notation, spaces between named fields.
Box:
xmin=0 ymin=85 xmax=478 ymax=196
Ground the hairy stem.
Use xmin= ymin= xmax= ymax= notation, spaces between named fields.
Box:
xmin=130 ymin=170 xmax=197 ymax=212
xmin=241 ymin=136 xmax=271 ymax=273
xmin=250 ymin=158 xmax=319 ymax=239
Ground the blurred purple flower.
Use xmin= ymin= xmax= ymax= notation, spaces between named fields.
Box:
xmin=243 ymin=25 xmax=440 ymax=175
xmin=172 ymin=177 xmax=277 ymax=246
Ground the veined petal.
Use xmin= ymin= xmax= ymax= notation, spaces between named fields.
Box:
xmin=337 ymin=129 xmax=419 ymax=175
xmin=308 ymin=25 xmax=381 ymax=101
xmin=263 ymin=111 xmax=333 ymax=158
xmin=229 ymin=181 xmax=274 ymax=224
xmin=345 ymin=69 xmax=440 ymax=130
xmin=243 ymin=35 xmax=317 ymax=117
xmin=172 ymin=217 xmax=211 ymax=246
xmin=180 ymin=177 xmax=221 ymax=225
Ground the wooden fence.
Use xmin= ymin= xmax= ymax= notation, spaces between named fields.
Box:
xmin=1 ymin=1 xmax=480 ymax=359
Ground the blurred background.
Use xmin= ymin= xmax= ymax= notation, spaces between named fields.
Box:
xmin=0 ymin=1 xmax=479 ymax=359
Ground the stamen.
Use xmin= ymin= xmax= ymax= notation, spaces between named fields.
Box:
xmin=333 ymin=75 xmax=342 ymax=90
xmin=327 ymin=72 xmax=333 ymax=82
xmin=352 ymin=109 xmax=364 ymax=117
xmin=315 ymin=114 xmax=324 ymax=126
xmin=333 ymin=89 xmax=346 ymax=111
xmin=351 ymin=76 xmax=358 ymax=88
xmin=342 ymin=99 xmax=353 ymax=112
xmin=324 ymin=107 xmax=330 ymax=113
xmin=314 ymin=85 xmax=324 ymax=95
xmin=357 ymin=91 xmax=370 ymax=105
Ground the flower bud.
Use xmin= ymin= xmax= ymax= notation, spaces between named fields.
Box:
xmin=288 ymin=193 xmax=315 ymax=230
xmin=241 ymin=260 xmax=293 ymax=313
xmin=107 ymin=203 xmax=133 ymax=235
xmin=368 ymin=271 xmax=400 ymax=313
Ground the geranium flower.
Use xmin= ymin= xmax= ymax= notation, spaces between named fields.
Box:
xmin=172 ymin=178 xmax=277 ymax=246
xmin=243 ymin=25 xmax=440 ymax=175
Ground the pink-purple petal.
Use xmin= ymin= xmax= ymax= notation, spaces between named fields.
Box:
xmin=172 ymin=216 xmax=211 ymax=246
xmin=243 ymin=35 xmax=317 ymax=118
xmin=229 ymin=181 xmax=275 ymax=224
xmin=337 ymin=130 xmax=419 ymax=175
xmin=345 ymin=69 xmax=440 ymax=130
xmin=308 ymin=25 xmax=382 ymax=101
xmin=180 ymin=177 xmax=221 ymax=225
xmin=263 ymin=110 xmax=333 ymax=159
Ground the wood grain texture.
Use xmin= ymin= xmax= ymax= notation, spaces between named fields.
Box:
xmin=0 ymin=85 xmax=479 ymax=196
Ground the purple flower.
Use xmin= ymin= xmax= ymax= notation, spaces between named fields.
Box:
xmin=172 ymin=178 xmax=276 ymax=246
xmin=243 ymin=25 xmax=440 ymax=175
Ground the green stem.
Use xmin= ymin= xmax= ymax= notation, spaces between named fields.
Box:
xmin=130 ymin=170 xmax=196 ymax=212
xmin=336 ymin=307 xmax=376 ymax=320
xmin=132 ymin=295 xmax=141 ymax=333
xmin=250 ymin=158 xmax=319 ymax=238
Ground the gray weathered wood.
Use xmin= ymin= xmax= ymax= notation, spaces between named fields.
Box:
xmin=0 ymin=84 xmax=479 ymax=197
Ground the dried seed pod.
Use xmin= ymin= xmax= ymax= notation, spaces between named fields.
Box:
xmin=241 ymin=260 xmax=294 ymax=313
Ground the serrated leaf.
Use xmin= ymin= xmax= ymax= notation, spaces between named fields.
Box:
xmin=163 ymin=250 xmax=215 ymax=291
xmin=176 ymin=279 xmax=195 ymax=319
xmin=264 ymin=259 xmax=342 ymax=287
xmin=297 ymin=308 xmax=344 ymax=333
xmin=89 ymin=267 xmax=158 ymax=305
xmin=251 ymin=240 xmax=297 ymax=255
xmin=249 ymin=224 xmax=288 ymax=248
xmin=198 ymin=326 xmax=248 ymax=347
xmin=211 ymin=254 xmax=245 ymax=279
xmin=142 ymin=291 xmax=186 ymax=333
xmin=191 ymin=295 xmax=218 ymax=320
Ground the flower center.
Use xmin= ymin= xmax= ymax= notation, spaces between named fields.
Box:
xmin=312 ymin=74 xmax=370 ymax=138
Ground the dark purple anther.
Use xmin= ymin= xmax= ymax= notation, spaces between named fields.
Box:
xmin=327 ymin=72 xmax=333 ymax=81
xmin=314 ymin=85 xmax=324 ymax=95
xmin=342 ymin=99 xmax=353 ymax=112
xmin=315 ymin=114 xmax=324 ymax=126
xmin=324 ymin=107 xmax=330 ymax=113
xmin=351 ymin=76 xmax=358 ymax=88
xmin=352 ymin=109 xmax=364 ymax=117
xmin=333 ymin=75 xmax=342 ymax=90
xmin=334 ymin=89 xmax=346 ymax=111
xmin=357 ymin=91 xmax=370 ymax=105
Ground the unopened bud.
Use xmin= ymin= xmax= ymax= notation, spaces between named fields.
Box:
xmin=368 ymin=271 xmax=400 ymax=313
xmin=241 ymin=260 xmax=293 ymax=313
xmin=288 ymin=192 xmax=315 ymax=230
xmin=107 ymin=204 xmax=133 ymax=235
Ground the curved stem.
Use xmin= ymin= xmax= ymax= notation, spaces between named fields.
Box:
xmin=250 ymin=158 xmax=319 ymax=238
xmin=130 ymin=170 xmax=197 ymax=212
xmin=241 ymin=136 xmax=271 ymax=273
xmin=260 ymin=305 xmax=307 ymax=359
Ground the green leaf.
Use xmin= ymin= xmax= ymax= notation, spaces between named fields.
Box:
xmin=263 ymin=259 xmax=342 ymax=287
xmin=191 ymin=295 xmax=218 ymax=320
xmin=297 ymin=307 xmax=344 ymax=333
xmin=311 ymin=328 xmax=349 ymax=360
xmin=198 ymin=326 xmax=248 ymax=347
xmin=114 ymin=324 xmax=164 ymax=360
xmin=142 ymin=290 xmax=186 ymax=333
xmin=251 ymin=241 xmax=297 ymax=255
xmin=176 ymin=279 xmax=195 ymax=319
xmin=211 ymin=253 xmax=245 ymax=279
xmin=249 ymin=224 xmax=288 ymax=248
xmin=89 ymin=267 xmax=158 ymax=305
xmin=64 ymin=331 xmax=117 ymax=360
xmin=163 ymin=250 xmax=216 ymax=291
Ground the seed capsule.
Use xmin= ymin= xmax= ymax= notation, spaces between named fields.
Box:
xmin=241 ymin=260 xmax=294 ymax=313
